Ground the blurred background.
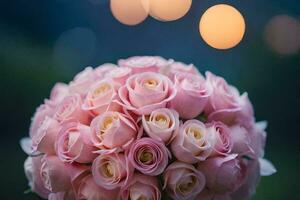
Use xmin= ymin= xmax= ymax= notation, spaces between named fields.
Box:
xmin=0 ymin=0 xmax=299 ymax=199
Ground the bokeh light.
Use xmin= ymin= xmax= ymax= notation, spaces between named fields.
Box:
xmin=199 ymin=4 xmax=245 ymax=50
xmin=148 ymin=0 xmax=192 ymax=22
xmin=110 ymin=0 xmax=149 ymax=26
xmin=265 ymin=15 xmax=300 ymax=55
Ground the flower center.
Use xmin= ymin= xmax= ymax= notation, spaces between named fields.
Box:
xmin=178 ymin=176 xmax=197 ymax=194
xmin=143 ymin=79 xmax=158 ymax=88
xmin=137 ymin=196 xmax=147 ymax=200
xmin=154 ymin=114 xmax=169 ymax=128
xmin=140 ymin=151 xmax=153 ymax=164
xmin=102 ymin=163 xmax=114 ymax=178
xmin=92 ymin=83 xmax=111 ymax=98
xmin=187 ymin=127 xmax=203 ymax=140
xmin=100 ymin=114 xmax=118 ymax=135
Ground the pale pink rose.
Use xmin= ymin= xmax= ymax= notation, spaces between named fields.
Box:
xmin=169 ymin=72 xmax=211 ymax=119
xmin=82 ymin=79 xmax=122 ymax=116
xmin=30 ymin=102 xmax=54 ymax=138
xmin=92 ymin=153 xmax=133 ymax=190
xmin=230 ymin=159 xmax=260 ymax=200
xmin=206 ymin=121 xmax=233 ymax=156
xmin=128 ymin=137 xmax=171 ymax=176
xmin=230 ymin=125 xmax=254 ymax=156
xmin=163 ymin=161 xmax=206 ymax=200
xmin=56 ymin=121 xmax=97 ymax=163
xmin=94 ymin=63 xmax=118 ymax=78
xmin=160 ymin=61 xmax=199 ymax=81
xmin=54 ymin=94 xmax=90 ymax=125
xmin=249 ymin=121 xmax=267 ymax=158
xmin=24 ymin=156 xmax=51 ymax=198
xmin=121 ymin=173 xmax=161 ymax=200
xmin=118 ymin=72 xmax=177 ymax=115
xmin=32 ymin=116 xmax=60 ymax=155
xmin=40 ymin=155 xmax=71 ymax=192
xmin=118 ymin=56 xmax=169 ymax=73
xmin=171 ymin=120 xmax=214 ymax=163
xmin=90 ymin=111 xmax=137 ymax=152
xmin=205 ymin=72 xmax=254 ymax=127
xmin=142 ymin=108 xmax=179 ymax=144
xmin=197 ymin=189 xmax=232 ymax=200
xmin=77 ymin=174 xmax=120 ymax=200
xmin=48 ymin=189 xmax=75 ymax=200
xmin=104 ymin=66 xmax=132 ymax=84
xmin=50 ymin=83 xmax=69 ymax=105
xmin=197 ymin=154 xmax=247 ymax=194
xmin=69 ymin=67 xmax=97 ymax=96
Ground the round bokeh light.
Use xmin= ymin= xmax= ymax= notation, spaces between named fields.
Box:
xmin=199 ymin=4 xmax=246 ymax=50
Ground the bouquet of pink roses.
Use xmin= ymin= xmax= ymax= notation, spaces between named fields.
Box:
xmin=21 ymin=56 xmax=276 ymax=200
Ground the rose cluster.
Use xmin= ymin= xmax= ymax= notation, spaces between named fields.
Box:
xmin=21 ymin=56 xmax=276 ymax=200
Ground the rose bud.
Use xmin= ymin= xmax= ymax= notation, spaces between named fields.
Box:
xmin=90 ymin=111 xmax=137 ymax=153
xmin=118 ymin=72 xmax=177 ymax=115
xmin=197 ymin=154 xmax=247 ymax=194
xmin=169 ymin=72 xmax=211 ymax=119
xmin=206 ymin=121 xmax=233 ymax=157
xmin=121 ymin=173 xmax=161 ymax=200
xmin=163 ymin=161 xmax=206 ymax=200
xmin=40 ymin=155 xmax=71 ymax=192
xmin=82 ymin=79 xmax=122 ymax=116
xmin=171 ymin=120 xmax=214 ymax=163
xmin=128 ymin=137 xmax=171 ymax=176
xmin=30 ymin=103 xmax=54 ymax=138
xmin=49 ymin=83 xmax=69 ymax=106
xmin=104 ymin=66 xmax=132 ymax=84
xmin=56 ymin=121 xmax=97 ymax=163
xmin=32 ymin=116 xmax=60 ymax=155
xmin=48 ymin=189 xmax=75 ymax=200
xmin=54 ymin=94 xmax=90 ymax=125
xmin=24 ymin=157 xmax=50 ymax=199
xmin=77 ymin=174 xmax=120 ymax=200
xmin=142 ymin=108 xmax=179 ymax=144
xmin=118 ymin=56 xmax=169 ymax=74
xmin=205 ymin=72 xmax=254 ymax=128
xmin=160 ymin=61 xmax=199 ymax=82
xmin=69 ymin=67 xmax=97 ymax=96
xmin=92 ymin=153 xmax=132 ymax=190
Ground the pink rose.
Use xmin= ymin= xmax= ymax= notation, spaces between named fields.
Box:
xmin=90 ymin=111 xmax=137 ymax=152
xmin=82 ymin=79 xmax=122 ymax=116
xmin=197 ymin=154 xmax=247 ymax=194
xmin=160 ymin=61 xmax=199 ymax=81
xmin=206 ymin=121 xmax=233 ymax=156
xmin=128 ymin=137 xmax=171 ymax=176
xmin=171 ymin=120 xmax=214 ymax=163
xmin=118 ymin=72 xmax=177 ymax=115
xmin=142 ymin=108 xmax=179 ymax=144
xmin=32 ymin=116 xmax=60 ymax=155
xmin=104 ymin=66 xmax=132 ymax=84
xmin=69 ymin=67 xmax=97 ymax=96
xmin=118 ymin=56 xmax=169 ymax=73
xmin=92 ymin=153 xmax=133 ymax=190
xmin=249 ymin=121 xmax=267 ymax=158
xmin=230 ymin=125 xmax=254 ymax=156
xmin=77 ymin=174 xmax=120 ymax=200
xmin=205 ymin=72 xmax=254 ymax=127
xmin=94 ymin=63 xmax=118 ymax=78
xmin=231 ymin=159 xmax=260 ymax=200
xmin=48 ymin=190 xmax=75 ymax=200
xmin=163 ymin=161 xmax=206 ymax=200
xmin=49 ymin=83 xmax=69 ymax=105
xmin=24 ymin=156 xmax=50 ymax=198
xmin=40 ymin=155 xmax=71 ymax=192
xmin=121 ymin=173 xmax=161 ymax=200
xmin=30 ymin=102 xmax=54 ymax=138
xmin=169 ymin=72 xmax=211 ymax=119
xmin=56 ymin=121 xmax=97 ymax=163
xmin=54 ymin=94 xmax=90 ymax=125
